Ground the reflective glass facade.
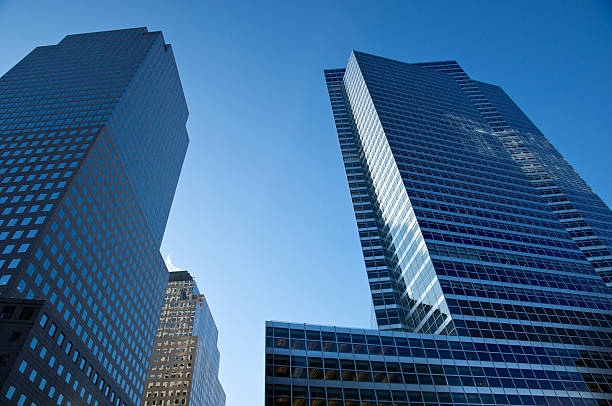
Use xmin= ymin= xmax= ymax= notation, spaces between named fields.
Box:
xmin=265 ymin=51 xmax=612 ymax=405
xmin=411 ymin=61 xmax=612 ymax=288
xmin=326 ymin=52 xmax=612 ymax=339
xmin=266 ymin=322 xmax=612 ymax=405
xmin=0 ymin=28 xmax=188 ymax=406
xmin=143 ymin=271 xmax=225 ymax=406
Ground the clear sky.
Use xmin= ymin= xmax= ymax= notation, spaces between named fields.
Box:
xmin=1 ymin=1 xmax=611 ymax=405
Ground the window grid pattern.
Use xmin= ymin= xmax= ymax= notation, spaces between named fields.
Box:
xmin=265 ymin=322 xmax=612 ymax=406
xmin=0 ymin=27 xmax=188 ymax=406
xmin=325 ymin=69 xmax=411 ymax=330
xmin=0 ymin=127 xmax=92 ymax=293
xmin=103 ymin=31 xmax=188 ymax=246
xmin=311 ymin=52 xmax=612 ymax=406
xmin=326 ymin=52 xmax=612 ymax=348
xmin=414 ymin=62 xmax=612 ymax=288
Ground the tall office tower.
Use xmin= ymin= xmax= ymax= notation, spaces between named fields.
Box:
xmin=412 ymin=61 xmax=612 ymax=289
xmin=264 ymin=52 xmax=612 ymax=405
xmin=142 ymin=270 xmax=225 ymax=406
xmin=0 ymin=28 xmax=188 ymax=406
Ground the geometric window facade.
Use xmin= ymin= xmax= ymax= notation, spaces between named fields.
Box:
xmin=266 ymin=321 xmax=612 ymax=405
xmin=0 ymin=27 xmax=188 ymax=406
xmin=265 ymin=52 xmax=612 ymax=405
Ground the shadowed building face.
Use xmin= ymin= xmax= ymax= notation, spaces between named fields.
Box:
xmin=0 ymin=28 xmax=188 ymax=406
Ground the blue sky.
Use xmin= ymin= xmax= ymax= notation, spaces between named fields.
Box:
xmin=1 ymin=1 xmax=611 ymax=404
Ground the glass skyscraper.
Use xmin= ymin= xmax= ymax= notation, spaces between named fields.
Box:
xmin=142 ymin=270 xmax=225 ymax=406
xmin=0 ymin=28 xmax=188 ymax=406
xmin=265 ymin=52 xmax=612 ymax=405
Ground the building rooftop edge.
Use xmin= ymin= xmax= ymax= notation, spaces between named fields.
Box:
xmin=264 ymin=320 xmax=611 ymax=350
xmin=168 ymin=270 xmax=193 ymax=282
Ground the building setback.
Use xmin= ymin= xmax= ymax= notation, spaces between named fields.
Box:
xmin=142 ymin=270 xmax=225 ymax=406
xmin=265 ymin=52 xmax=612 ymax=405
xmin=0 ymin=28 xmax=188 ymax=406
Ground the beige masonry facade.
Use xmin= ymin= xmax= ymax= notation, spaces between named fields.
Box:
xmin=142 ymin=271 xmax=224 ymax=406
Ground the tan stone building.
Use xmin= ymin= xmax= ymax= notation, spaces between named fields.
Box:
xmin=142 ymin=271 xmax=224 ymax=406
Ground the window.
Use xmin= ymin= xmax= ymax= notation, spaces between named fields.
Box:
xmin=19 ymin=306 xmax=35 ymax=320
xmin=0 ymin=274 xmax=11 ymax=285
xmin=1 ymin=306 xmax=15 ymax=319
xmin=5 ymin=386 xmax=15 ymax=400
xmin=39 ymin=313 xmax=48 ymax=328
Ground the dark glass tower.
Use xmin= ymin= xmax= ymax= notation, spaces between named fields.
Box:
xmin=264 ymin=52 xmax=612 ymax=405
xmin=326 ymin=52 xmax=612 ymax=340
xmin=0 ymin=28 xmax=188 ymax=406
